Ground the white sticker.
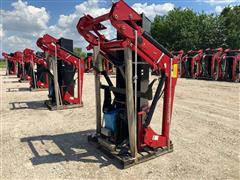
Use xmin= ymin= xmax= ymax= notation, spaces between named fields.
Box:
xmin=152 ymin=135 xmax=159 ymax=141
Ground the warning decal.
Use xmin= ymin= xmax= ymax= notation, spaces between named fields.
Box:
xmin=172 ymin=64 xmax=178 ymax=78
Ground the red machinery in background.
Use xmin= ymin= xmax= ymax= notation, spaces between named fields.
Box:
xmin=13 ymin=51 xmax=24 ymax=79
xmin=9 ymin=51 xmax=25 ymax=80
xmin=3 ymin=51 xmax=32 ymax=82
xmin=217 ymin=49 xmax=240 ymax=82
xmin=172 ymin=50 xmax=184 ymax=77
xmin=20 ymin=50 xmax=32 ymax=82
xmin=23 ymin=48 xmax=49 ymax=89
xmin=102 ymin=58 xmax=113 ymax=73
xmin=85 ymin=54 xmax=113 ymax=73
xmin=182 ymin=49 xmax=204 ymax=78
xmin=77 ymin=0 xmax=178 ymax=168
xmin=84 ymin=54 xmax=93 ymax=72
xmin=37 ymin=34 xmax=85 ymax=109
xmin=200 ymin=48 xmax=223 ymax=80
xmin=2 ymin=52 xmax=17 ymax=75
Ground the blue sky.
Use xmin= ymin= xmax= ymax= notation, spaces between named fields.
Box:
xmin=1 ymin=0 xmax=239 ymax=53
xmin=2 ymin=0 xmax=238 ymax=25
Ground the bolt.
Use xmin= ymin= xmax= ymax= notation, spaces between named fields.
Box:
xmin=121 ymin=26 xmax=125 ymax=31
xmin=129 ymin=14 xmax=133 ymax=19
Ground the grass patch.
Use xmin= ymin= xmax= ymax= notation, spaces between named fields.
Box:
xmin=0 ymin=60 xmax=6 ymax=69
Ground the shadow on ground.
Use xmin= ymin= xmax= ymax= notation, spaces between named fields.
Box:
xmin=3 ymin=80 xmax=23 ymax=83
xmin=7 ymin=87 xmax=30 ymax=92
xmin=4 ymin=76 xmax=18 ymax=78
xmin=9 ymin=101 xmax=47 ymax=110
xmin=20 ymin=130 xmax=118 ymax=168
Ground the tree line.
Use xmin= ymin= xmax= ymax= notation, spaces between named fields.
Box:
xmin=151 ymin=6 xmax=240 ymax=51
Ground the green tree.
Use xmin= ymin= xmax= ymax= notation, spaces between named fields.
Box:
xmin=73 ymin=47 xmax=87 ymax=58
xmin=151 ymin=8 xmax=229 ymax=51
xmin=196 ymin=13 xmax=227 ymax=49
xmin=220 ymin=6 xmax=240 ymax=49
xmin=151 ymin=8 xmax=200 ymax=51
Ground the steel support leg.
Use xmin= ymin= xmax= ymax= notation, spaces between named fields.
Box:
xmin=6 ymin=60 xmax=9 ymax=75
xmin=93 ymin=46 xmax=101 ymax=134
xmin=124 ymin=47 xmax=137 ymax=158
xmin=52 ymin=57 xmax=60 ymax=109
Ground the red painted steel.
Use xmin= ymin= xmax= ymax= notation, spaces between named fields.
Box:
xmin=217 ymin=49 xmax=240 ymax=82
xmin=36 ymin=34 xmax=84 ymax=104
xmin=85 ymin=56 xmax=93 ymax=73
xmin=2 ymin=52 xmax=17 ymax=75
xmin=23 ymin=48 xmax=48 ymax=88
xmin=200 ymin=48 xmax=223 ymax=80
xmin=182 ymin=49 xmax=204 ymax=78
xmin=77 ymin=0 xmax=178 ymax=150
xmin=172 ymin=50 xmax=184 ymax=77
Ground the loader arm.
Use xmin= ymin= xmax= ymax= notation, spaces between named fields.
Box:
xmin=36 ymin=34 xmax=85 ymax=105
xmin=36 ymin=34 xmax=83 ymax=68
xmin=23 ymin=48 xmax=47 ymax=67
xmin=77 ymin=0 xmax=178 ymax=150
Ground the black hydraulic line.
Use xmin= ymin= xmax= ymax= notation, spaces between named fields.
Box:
xmin=36 ymin=65 xmax=52 ymax=78
xmin=142 ymin=31 xmax=173 ymax=58
xmin=45 ymin=69 xmax=54 ymax=80
xmin=101 ymin=85 xmax=125 ymax=94
xmin=60 ymin=46 xmax=81 ymax=59
xmin=144 ymin=73 xmax=166 ymax=127
xmin=101 ymin=70 xmax=114 ymax=87
xmin=92 ymin=65 xmax=100 ymax=74
xmin=92 ymin=66 xmax=115 ymax=88
xmin=101 ymin=84 xmax=154 ymax=100
xmin=93 ymin=67 xmax=119 ymax=97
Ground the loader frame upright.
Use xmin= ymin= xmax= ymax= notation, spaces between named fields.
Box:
xmin=23 ymin=48 xmax=49 ymax=90
xmin=2 ymin=52 xmax=17 ymax=75
xmin=77 ymin=0 xmax=178 ymax=168
xmin=37 ymin=34 xmax=85 ymax=110
xmin=199 ymin=48 xmax=223 ymax=80
xmin=182 ymin=50 xmax=204 ymax=78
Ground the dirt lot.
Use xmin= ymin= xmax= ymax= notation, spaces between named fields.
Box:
xmin=0 ymin=69 xmax=239 ymax=179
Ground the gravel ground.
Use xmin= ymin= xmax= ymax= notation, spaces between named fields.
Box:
xmin=0 ymin=69 xmax=239 ymax=179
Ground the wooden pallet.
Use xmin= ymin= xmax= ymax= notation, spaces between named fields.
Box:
xmin=44 ymin=100 xmax=83 ymax=111
xmin=30 ymin=87 xmax=48 ymax=92
xmin=88 ymin=134 xmax=173 ymax=169
xmin=18 ymin=80 xmax=29 ymax=83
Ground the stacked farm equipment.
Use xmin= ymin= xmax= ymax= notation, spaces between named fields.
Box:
xmin=172 ymin=50 xmax=184 ymax=77
xmin=84 ymin=53 xmax=113 ymax=73
xmin=200 ymin=48 xmax=223 ymax=80
xmin=175 ymin=48 xmax=239 ymax=82
xmin=23 ymin=48 xmax=49 ymax=90
xmin=2 ymin=52 xmax=17 ymax=75
xmin=77 ymin=0 xmax=178 ymax=168
xmin=84 ymin=53 xmax=93 ymax=73
xmin=181 ymin=50 xmax=204 ymax=79
xmin=20 ymin=51 xmax=33 ymax=82
xmin=216 ymin=49 xmax=240 ymax=82
xmin=1 ymin=0 xmax=238 ymax=171
xmin=37 ymin=34 xmax=85 ymax=110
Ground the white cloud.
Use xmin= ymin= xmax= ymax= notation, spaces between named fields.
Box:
xmin=2 ymin=0 xmax=49 ymax=32
xmin=199 ymin=0 xmax=237 ymax=5
xmin=49 ymin=1 xmax=174 ymax=50
xmin=215 ymin=5 xmax=223 ymax=13
xmin=1 ymin=0 xmax=50 ymax=53
xmin=0 ymin=24 xmax=4 ymax=38
xmin=6 ymin=36 xmax=32 ymax=48
xmin=132 ymin=3 xmax=174 ymax=20
xmin=1 ymin=0 xmax=174 ymax=54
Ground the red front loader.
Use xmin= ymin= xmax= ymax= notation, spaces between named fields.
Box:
xmin=182 ymin=50 xmax=204 ymax=78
